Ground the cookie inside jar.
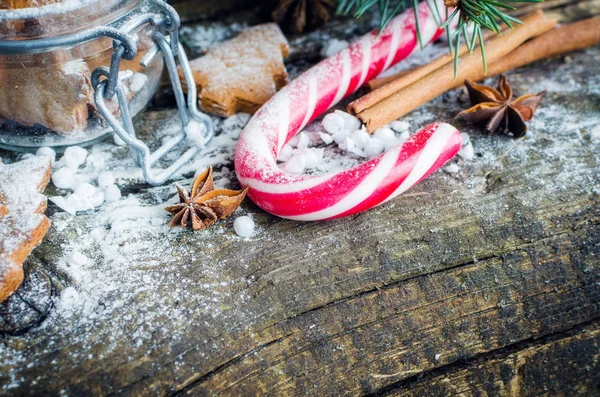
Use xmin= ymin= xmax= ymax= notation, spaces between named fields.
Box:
xmin=0 ymin=0 xmax=163 ymax=151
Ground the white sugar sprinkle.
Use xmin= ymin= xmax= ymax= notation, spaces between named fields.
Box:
xmin=104 ymin=185 xmax=122 ymax=203
xmin=234 ymin=216 xmax=255 ymax=237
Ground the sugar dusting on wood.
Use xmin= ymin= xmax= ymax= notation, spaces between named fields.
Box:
xmin=0 ymin=13 xmax=599 ymax=394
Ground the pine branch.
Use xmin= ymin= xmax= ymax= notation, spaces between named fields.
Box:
xmin=337 ymin=0 xmax=413 ymax=30
xmin=337 ymin=0 xmax=544 ymax=76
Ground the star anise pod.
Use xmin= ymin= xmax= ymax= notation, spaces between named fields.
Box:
xmin=456 ymin=75 xmax=546 ymax=138
xmin=272 ymin=0 xmax=336 ymax=34
xmin=165 ymin=167 xmax=249 ymax=231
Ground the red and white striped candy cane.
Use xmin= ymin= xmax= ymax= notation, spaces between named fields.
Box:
xmin=234 ymin=1 xmax=462 ymax=221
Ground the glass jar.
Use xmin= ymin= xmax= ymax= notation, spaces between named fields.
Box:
xmin=0 ymin=0 xmax=164 ymax=151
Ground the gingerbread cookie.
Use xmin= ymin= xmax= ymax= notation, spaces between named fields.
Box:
xmin=0 ymin=5 xmax=152 ymax=136
xmin=0 ymin=156 xmax=52 ymax=303
xmin=0 ymin=61 xmax=92 ymax=134
xmin=0 ymin=0 xmax=61 ymax=9
xmin=181 ymin=23 xmax=290 ymax=117
xmin=0 ymin=43 xmax=150 ymax=135
xmin=0 ymin=196 xmax=7 ymax=216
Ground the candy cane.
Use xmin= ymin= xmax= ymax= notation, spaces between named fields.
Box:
xmin=234 ymin=1 xmax=462 ymax=221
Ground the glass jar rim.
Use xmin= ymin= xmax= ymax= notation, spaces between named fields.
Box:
xmin=0 ymin=0 xmax=99 ymax=20
xmin=0 ymin=0 xmax=141 ymax=40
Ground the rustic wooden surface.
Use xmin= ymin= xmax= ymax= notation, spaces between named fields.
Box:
xmin=1 ymin=1 xmax=599 ymax=395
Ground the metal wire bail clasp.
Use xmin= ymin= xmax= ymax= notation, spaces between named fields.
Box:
xmin=91 ymin=0 xmax=213 ymax=186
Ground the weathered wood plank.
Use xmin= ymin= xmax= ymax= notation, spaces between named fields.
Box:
xmin=385 ymin=321 xmax=600 ymax=396
xmin=172 ymin=225 xmax=600 ymax=396
xmin=0 ymin=2 xmax=599 ymax=396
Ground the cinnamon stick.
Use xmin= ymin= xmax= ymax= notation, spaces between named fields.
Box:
xmin=367 ymin=69 xmax=412 ymax=90
xmin=356 ymin=10 xmax=558 ymax=132
xmin=351 ymin=48 xmax=473 ymax=113
xmin=486 ymin=17 xmax=600 ymax=76
xmin=363 ymin=16 xmax=599 ymax=95
xmin=349 ymin=57 xmax=458 ymax=115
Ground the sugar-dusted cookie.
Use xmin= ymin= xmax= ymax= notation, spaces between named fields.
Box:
xmin=0 ymin=0 xmax=61 ymax=9
xmin=0 ymin=197 xmax=7 ymax=216
xmin=0 ymin=156 xmax=52 ymax=303
xmin=182 ymin=23 xmax=290 ymax=117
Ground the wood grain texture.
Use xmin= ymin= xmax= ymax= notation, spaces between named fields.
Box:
xmin=384 ymin=322 xmax=600 ymax=396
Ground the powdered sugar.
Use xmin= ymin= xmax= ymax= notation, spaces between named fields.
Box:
xmin=279 ymin=111 xmax=412 ymax=174
xmin=4 ymin=109 xmax=254 ymax=312
xmin=180 ymin=22 xmax=247 ymax=55
xmin=321 ymin=39 xmax=350 ymax=57
xmin=234 ymin=215 xmax=255 ymax=237
xmin=0 ymin=0 xmax=93 ymax=20
xmin=0 ymin=10 xmax=598 ymax=393
xmin=0 ymin=214 xmax=47 ymax=259
xmin=0 ymin=155 xmax=50 ymax=290
xmin=185 ymin=119 xmax=209 ymax=148
xmin=0 ymin=107 xmax=256 ymax=385
xmin=591 ymin=124 xmax=600 ymax=141
xmin=0 ymin=181 xmax=258 ymax=384
xmin=0 ymin=156 xmax=51 ymax=213
xmin=52 ymin=166 xmax=78 ymax=190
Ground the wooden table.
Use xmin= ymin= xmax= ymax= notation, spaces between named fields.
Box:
xmin=1 ymin=2 xmax=599 ymax=395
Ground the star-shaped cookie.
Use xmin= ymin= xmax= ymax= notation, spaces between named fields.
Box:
xmin=0 ymin=156 xmax=52 ymax=303
xmin=182 ymin=23 xmax=290 ymax=117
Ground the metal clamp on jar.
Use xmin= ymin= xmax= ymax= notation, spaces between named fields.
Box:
xmin=0 ymin=0 xmax=214 ymax=185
